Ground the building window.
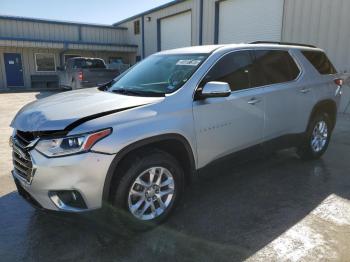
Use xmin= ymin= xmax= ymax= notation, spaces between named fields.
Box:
xmin=35 ymin=53 xmax=56 ymax=72
xmin=134 ymin=20 xmax=140 ymax=35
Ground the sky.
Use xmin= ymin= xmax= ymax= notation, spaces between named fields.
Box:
xmin=1 ymin=0 xmax=174 ymax=25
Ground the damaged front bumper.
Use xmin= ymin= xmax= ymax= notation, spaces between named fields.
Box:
xmin=12 ymin=149 xmax=115 ymax=212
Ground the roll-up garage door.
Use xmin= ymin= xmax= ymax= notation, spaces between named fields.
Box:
xmin=160 ymin=11 xmax=192 ymax=51
xmin=218 ymin=0 xmax=284 ymax=44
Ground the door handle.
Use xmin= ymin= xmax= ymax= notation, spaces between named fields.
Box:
xmin=300 ymin=88 xmax=311 ymax=94
xmin=247 ymin=98 xmax=261 ymax=105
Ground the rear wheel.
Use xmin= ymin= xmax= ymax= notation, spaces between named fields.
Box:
xmin=297 ymin=113 xmax=332 ymax=160
xmin=112 ymin=150 xmax=184 ymax=229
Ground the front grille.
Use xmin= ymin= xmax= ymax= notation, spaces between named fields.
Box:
xmin=12 ymin=131 xmax=36 ymax=183
xmin=16 ymin=130 xmax=36 ymax=146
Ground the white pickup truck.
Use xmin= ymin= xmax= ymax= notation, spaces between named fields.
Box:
xmin=58 ymin=57 xmax=120 ymax=89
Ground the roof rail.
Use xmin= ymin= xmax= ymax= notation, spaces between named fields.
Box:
xmin=250 ymin=41 xmax=317 ymax=48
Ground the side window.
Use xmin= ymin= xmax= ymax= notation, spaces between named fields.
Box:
xmin=252 ymin=50 xmax=300 ymax=87
xmin=203 ymin=51 xmax=253 ymax=91
xmin=301 ymin=51 xmax=337 ymax=75
xmin=134 ymin=20 xmax=140 ymax=35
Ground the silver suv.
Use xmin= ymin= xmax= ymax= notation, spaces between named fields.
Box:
xmin=10 ymin=42 xmax=343 ymax=226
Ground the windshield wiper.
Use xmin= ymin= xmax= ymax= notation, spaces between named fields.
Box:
xmin=110 ymin=88 xmax=165 ymax=97
xmin=99 ymin=80 xmax=116 ymax=90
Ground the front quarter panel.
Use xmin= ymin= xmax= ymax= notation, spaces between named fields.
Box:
xmin=69 ymin=96 xmax=198 ymax=167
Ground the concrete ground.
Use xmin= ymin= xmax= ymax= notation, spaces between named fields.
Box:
xmin=1 ymin=92 xmax=350 ymax=261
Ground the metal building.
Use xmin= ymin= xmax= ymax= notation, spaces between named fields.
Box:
xmin=114 ymin=0 xmax=350 ymax=74
xmin=1 ymin=0 xmax=349 ymax=99
xmin=0 ymin=16 xmax=138 ymax=90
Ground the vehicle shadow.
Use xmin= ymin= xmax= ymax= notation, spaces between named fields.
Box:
xmin=1 ymin=147 xmax=349 ymax=262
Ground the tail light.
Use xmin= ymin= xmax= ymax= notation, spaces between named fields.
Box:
xmin=334 ymin=78 xmax=343 ymax=87
xmin=78 ymin=71 xmax=83 ymax=81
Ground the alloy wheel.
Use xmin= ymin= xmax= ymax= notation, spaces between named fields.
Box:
xmin=127 ymin=167 xmax=175 ymax=221
xmin=311 ymin=120 xmax=328 ymax=153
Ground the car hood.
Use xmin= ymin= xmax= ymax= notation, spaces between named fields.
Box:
xmin=11 ymin=88 xmax=163 ymax=132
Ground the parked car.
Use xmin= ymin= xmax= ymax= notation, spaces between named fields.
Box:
xmin=58 ymin=57 xmax=120 ymax=89
xmin=10 ymin=42 xmax=343 ymax=228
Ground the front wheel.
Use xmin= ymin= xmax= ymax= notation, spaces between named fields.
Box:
xmin=112 ymin=150 xmax=184 ymax=229
xmin=297 ymin=113 xmax=332 ymax=160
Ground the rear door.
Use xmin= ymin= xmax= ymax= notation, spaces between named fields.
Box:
xmin=252 ymin=49 xmax=302 ymax=140
xmin=193 ymin=50 xmax=265 ymax=168
xmin=298 ymin=50 xmax=339 ymax=128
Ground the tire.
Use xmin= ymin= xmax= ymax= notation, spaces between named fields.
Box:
xmin=297 ymin=112 xmax=332 ymax=160
xmin=112 ymin=149 xmax=184 ymax=230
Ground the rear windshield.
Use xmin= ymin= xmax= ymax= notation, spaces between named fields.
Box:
xmin=73 ymin=59 xmax=106 ymax=69
xmin=301 ymin=51 xmax=337 ymax=75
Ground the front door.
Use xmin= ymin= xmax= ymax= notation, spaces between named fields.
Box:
xmin=193 ymin=50 xmax=265 ymax=168
xmin=4 ymin=53 xmax=24 ymax=87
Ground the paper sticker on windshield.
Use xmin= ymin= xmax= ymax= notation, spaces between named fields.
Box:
xmin=176 ymin=60 xmax=201 ymax=66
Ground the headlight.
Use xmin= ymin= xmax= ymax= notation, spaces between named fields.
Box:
xmin=35 ymin=129 xmax=112 ymax=157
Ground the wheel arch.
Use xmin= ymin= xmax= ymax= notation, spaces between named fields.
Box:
xmin=102 ymin=133 xmax=197 ymax=203
xmin=308 ymin=99 xmax=337 ymax=131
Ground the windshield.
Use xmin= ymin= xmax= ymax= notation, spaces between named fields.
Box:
xmin=108 ymin=54 xmax=208 ymax=96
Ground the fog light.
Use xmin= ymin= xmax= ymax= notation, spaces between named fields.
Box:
xmin=49 ymin=190 xmax=87 ymax=211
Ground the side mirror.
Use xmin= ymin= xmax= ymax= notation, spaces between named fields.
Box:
xmin=198 ymin=81 xmax=231 ymax=99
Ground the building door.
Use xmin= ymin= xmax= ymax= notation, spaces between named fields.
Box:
xmin=217 ymin=0 xmax=284 ymax=44
xmin=4 ymin=53 xmax=24 ymax=87
xmin=160 ymin=11 xmax=191 ymax=51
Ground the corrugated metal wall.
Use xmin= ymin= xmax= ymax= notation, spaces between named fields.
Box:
xmin=81 ymin=26 xmax=127 ymax=44
xmin=119 ymin=20 xmax=142 ymax=56
xmin=201 ymin=0 xmax=216 ymax=45
xmin=0 ymin=47 xmax=61 ymax=89
xmin=119 ymin=0 xmax=200 ymax=57
xmin=0 ymin=18 xmax=128 ymax=46
xmin=0 ymin=47 xmax=135 ymax=89
xmin=144 ymin=0 xmax=200 ymax=56
xmin=283 ymin=0 xmax=350 ymax=73
xmin=0 ymin=19 xmax=78 ymax=41
xmin=0 ymin=17 xmax=137 ymax=89
xmin=118 ymin=0 xmax=350 ymax=75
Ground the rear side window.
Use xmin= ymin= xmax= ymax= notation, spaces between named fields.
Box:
xmin=202 ymin=51 xmax=253 ymax=91
xmin=252 ymin=50 xmax=300 ymax=87
xmin=302 ymin=51 xmax=337 ymax=75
